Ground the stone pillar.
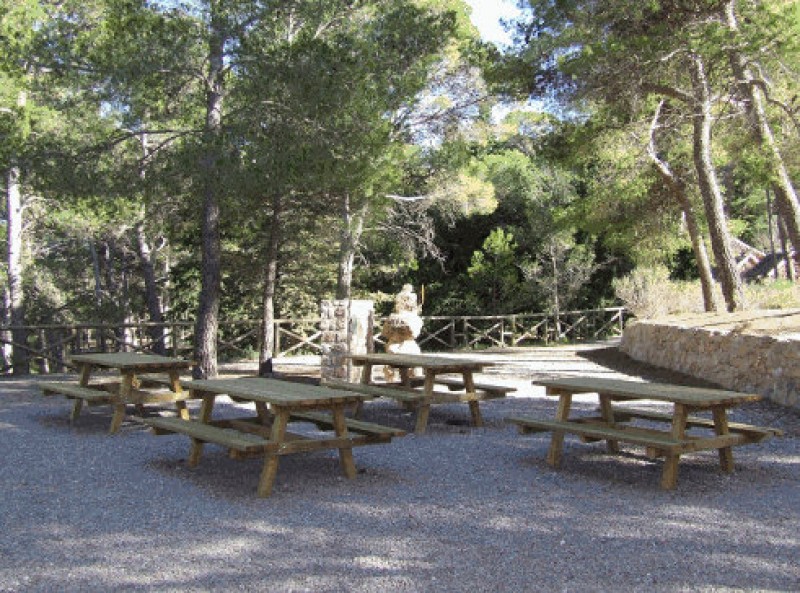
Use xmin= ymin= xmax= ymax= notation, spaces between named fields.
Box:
xmin=320 ymin=299 xmax=374 ymax=383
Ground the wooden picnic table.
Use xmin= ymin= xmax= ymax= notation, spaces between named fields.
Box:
xmin=141 ymin=377 xmax=405 ymax=497
xmin=341 ymin=352 xmax=513 ymax=434
xmin=40 ymin=352 xmax=193 ymax=434
xmin=508 ymin=376 xmax=782 ymax=490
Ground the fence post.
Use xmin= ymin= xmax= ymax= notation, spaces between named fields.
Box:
xmin=273 ymin=320 xmax=281 ymax=358
xmin=38 ymin=329 xmax=49 ymax=374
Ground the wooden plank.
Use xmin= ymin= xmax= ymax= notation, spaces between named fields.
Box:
xmin=613 ymin=408 xmax=783 ymax=440
xmin=69 ymin=352 xmax=192 ymax=371
xmin=290 ymin=411 xmax=406 ymax=437
xmin=434 ymin=376 xmax=516 ymax=395
xmin=533 ymin=376 xmax=761 ymax=407
xmin=348 ymin=352 xmax=485 ymax=372
xmin=322 ymin=379 xmax=425 ymax=403
xmin=258 ymin=410 xmax=289 ymax=497
xmin=136 ymin=373 xmax=189 ymax=388
xmin=547 ymin=392 xmax=573 ymax=467
xmin=142 ymin=417 xmax=269 ymax=452
xmin=184 ymin=378 xmax=366 ymax=407
xmin=507 ymin=416 xmax=683 ymax=451
xmin=40 ymin=382 xmax=115 ymax=402
xmin=662 ymin=404 xmax=688 ymax=489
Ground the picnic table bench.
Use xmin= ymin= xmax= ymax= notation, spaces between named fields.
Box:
xmin=141 ymin=377 xmax=405 ymax=497
xmin=39 ymin=353 xmax=193 ymax=433
xmin=508 ymin=376 xmax=782 ymax=490
xmin=345 ymin=353 xmax=514 ymax=433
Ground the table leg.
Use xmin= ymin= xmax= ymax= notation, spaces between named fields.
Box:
xmin=546 ymin=390 xmax=572 ymax=468
xmin=71 ymin=363 xmax=93 ymax=422
xmin=712 ymin=406 xmax=735 ymax=473
xmin=109 ymin=372 xmax=134 ymax=434
xmin=189 ymin=394 xmax=215 ymax=467
xmin=258 ymin=408 xmax=289 ymax=497
xmin=255 ymin=401 xmax=272 ymax=425
xmin=331 ymin=403 xmax=357 ymax=479
xmin=414 ymin=371 xmax=434 ymax=434
xmin=463 ymin=371 xmax=482 ymax=427
xmin=360 ymin=362 xmax=373 ymax=385
xmin=661 ymin=403 xmax=688 ymax=490
xmin=598 ymin=394 xmax=619 ymax=454
xmin=353 ymin=363 xmax=372 ymax=418
xmin=398 ymin=367 xmax=410 ymax=386
xmin=169 ymin=370 xmax=190 ymax=420
xmin=397 ymin=368 xmax=419 ymax=411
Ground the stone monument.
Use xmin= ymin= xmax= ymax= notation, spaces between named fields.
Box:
xmin=320 ymin=299 xmax=374 ymax=383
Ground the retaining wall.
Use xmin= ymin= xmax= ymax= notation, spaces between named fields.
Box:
xmin=620 ymin=311 xmax=800 ymax=409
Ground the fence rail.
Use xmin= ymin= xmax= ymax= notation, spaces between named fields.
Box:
xmin=0 ymin=307 xmax=627 ymax=375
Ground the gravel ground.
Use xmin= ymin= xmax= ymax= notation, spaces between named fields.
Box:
xmin=1 ymin=344 xmax=798 ymax=593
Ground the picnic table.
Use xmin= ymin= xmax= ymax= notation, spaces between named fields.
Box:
xmin=508 ymin=376 xmax=782 ymax=489
xmin=40 ymin=352 xmax=193 ymax=434
xmin=141 ymin=377 xmax=405 ymax=497
xmin=331 ymin=352 xmax=514 ymax=434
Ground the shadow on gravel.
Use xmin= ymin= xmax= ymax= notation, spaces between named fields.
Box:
xmin=576 ymin=346 xmax=723 ymax=388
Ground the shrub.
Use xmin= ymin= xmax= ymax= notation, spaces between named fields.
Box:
xmin=614 ymin=267 xmax=800 ymax=318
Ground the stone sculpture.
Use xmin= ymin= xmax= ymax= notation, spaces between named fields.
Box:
xmin=382 ymin=284 xmax=423 ymax=382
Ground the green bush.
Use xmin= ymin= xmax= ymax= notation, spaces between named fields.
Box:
xmin=614 ymin=267 xmax=800 ymax=318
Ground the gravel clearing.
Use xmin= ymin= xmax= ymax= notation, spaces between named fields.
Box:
xmin=1 ymin=344 xmax=798 ymax=593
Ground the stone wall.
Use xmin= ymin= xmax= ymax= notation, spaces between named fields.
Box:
xmin=620 ymin=314 xmax=800 ymax=409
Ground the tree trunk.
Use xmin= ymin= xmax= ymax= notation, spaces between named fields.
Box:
xmin=135 ymin=222 xmax=166 ymax=354
xmin=135 ymin=126 xmax=166 ymax=354
xmin=258 ymin=197 xmax=283 ymax=377
xmin=336 ymin=194 xmax=367 ymax=300
xmin=648 ymin=101 xmax=717 ymax=312
xmin=778 ymin=214 xmax=796 ymax=281
xmin=725 ymin=0 xmax=800 ymax=273
xmin=690 ymin=55 xmax=744 ymax=312
xmin=6 ymin=164 xmax=29 ymax=374
xmin=193 ymin=10 xmax=227 ymax=378
xmin=550 ymin=241 xmax=561 ymax=339
xmin=1 ymin=287 xmax=11 ymax=371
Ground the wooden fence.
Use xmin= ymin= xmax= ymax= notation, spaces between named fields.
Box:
xmin=0 ymin=307 xmax=627 ymax=375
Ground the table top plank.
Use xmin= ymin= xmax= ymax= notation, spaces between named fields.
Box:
xmin=69 ymin=352 xmax=192 ymax=371
xmin=533 ymin=376 xmax=761 ymax=407
xmin=183 ymin=377 xmax=369 ymax=407
xmin=347 ymin=352 xmax=485 ymax=371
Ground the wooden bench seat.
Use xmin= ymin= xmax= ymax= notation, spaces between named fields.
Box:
xmin=432 ymin=377 xmax=515 ymax=399
xmin=136 ymin=373 xmax=188 ymax=388
xmin=508 ymin=414 xmax=762 ymax=452
xmin=290 ymin=411 xmax=406 ymax=438
xmin=508 ymin=415 xmax=687 ymax=452
xmin=322 ymin=379 xmax=425 ymax=403
xmin=612 ymin=408 xmax=784 ymax=441
xmin=142 ymin=417 xmax=270 ymax=452
xmin=40 ymin=381 xmax=116 ymax=407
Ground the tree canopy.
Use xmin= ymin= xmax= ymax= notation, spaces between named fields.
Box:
xmin=2 ymin=0 xmax=798 ymax=373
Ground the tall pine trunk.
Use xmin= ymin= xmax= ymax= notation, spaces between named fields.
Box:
xmin=336 ymin=194 xmax=367 ymax=300
xmin=690 ymin=55 xmax=744 ymax=312
xmin=6 ymin=163 xmax=29 ymax=374
xmin=193 ymin=9 xmax=226 ymax=378
xmin=648 ymin=101 xmax=717 ymax=312
xmin=258 ymin=197 xmax=283 ymax=377
xmin=135 ymin=222 xmax=165 ymax=354
xmin=725 ymin=1 xmax=800 ymax=273
xmin=135 ymin=131 xmax=166 ymax=354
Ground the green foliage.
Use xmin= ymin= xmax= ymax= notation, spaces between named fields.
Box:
xmin=467 ymin=228 xmax=523 ymax=314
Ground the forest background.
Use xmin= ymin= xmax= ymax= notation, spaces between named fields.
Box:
xmin=2 ymin=0 xmax=799 ymax=377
